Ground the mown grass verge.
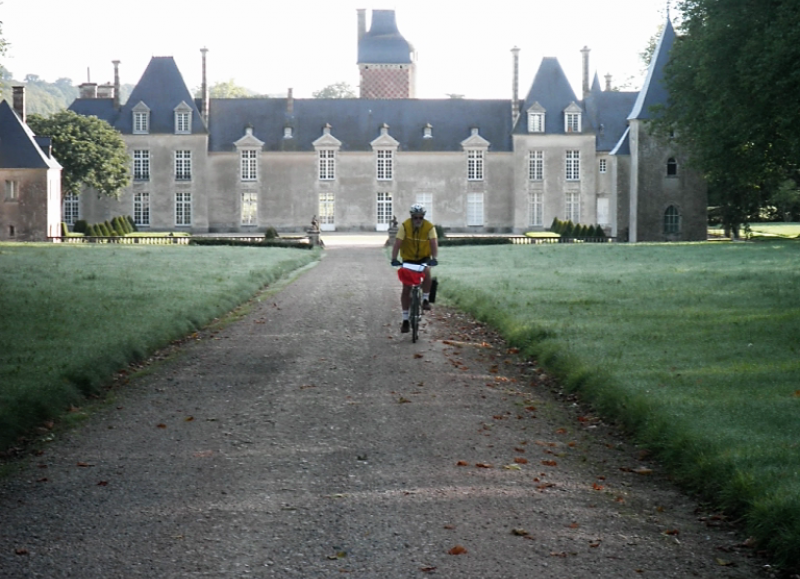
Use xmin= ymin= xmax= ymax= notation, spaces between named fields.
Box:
xmin=435 ymin=241 xmax=800 ymax=569
xmin=0 ymin=243 xmax=320 ymax=452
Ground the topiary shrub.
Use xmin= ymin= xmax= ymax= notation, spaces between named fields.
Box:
xmin=61 ymin=222 xmax=70 ymax=236
xmin=549 ymin=217 xmax=561 ymax=233
xmin=264 ymin=226 xmax=279 ymax=239
xmin=562 ymin=221 xmax=575 ymax=237
xmin=73 ymin=220 xmax=88 ymax=234
xmin=126 ymin=215 xmax=138 ymax=232
xmin=434 ymin=224 xmax=446 ymax=239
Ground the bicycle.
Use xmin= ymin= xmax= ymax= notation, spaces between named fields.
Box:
xmin=395 ymin=261 xmax=435 ymax=343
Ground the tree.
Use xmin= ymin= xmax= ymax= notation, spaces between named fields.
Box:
xmin=312 ymin=82 xmax=356 ymax=99
xmin=655 ymin=0 xmax=800 ymax=232
xmin=27 ymin=110 xmax=130 ymax=198
xmin=0 ymin=16 xmax=8 ymax=97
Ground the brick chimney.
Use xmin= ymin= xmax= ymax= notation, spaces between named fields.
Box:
xmin=605 ymin=73 xmax=612 ymax=92
xmin=79 ymin=82 xmax=98 ymax=99
xmin=112 ymin=60 xmax=121 ymax=109
xmin=12 ymin=86 xmax=25 ymax=123
xmin=511 ymin=47 xmax=520 ymax=126
xmin=581 ymin=46 xmax=591 ymax=98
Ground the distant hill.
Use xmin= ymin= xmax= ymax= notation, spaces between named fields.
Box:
xmin=2 ymin=75 xmax=134 ymax=116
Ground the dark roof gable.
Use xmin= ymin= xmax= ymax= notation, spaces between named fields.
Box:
xmin=0 ymin=100 xmax=61 ymax=169
xmin=514 ymin=57 xmax=582 ymax=135
xmin=629 ymin=18 xmax=676 ymax=120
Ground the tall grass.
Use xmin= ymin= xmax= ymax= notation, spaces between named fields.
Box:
xmin=437 ymin=241 xmax=800 ymax=568
xmin=0 ymin=243 xmax=319 ymax=450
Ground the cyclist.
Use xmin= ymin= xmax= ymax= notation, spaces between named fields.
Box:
xmin=390 ymin=204 xmax=438 ymax=333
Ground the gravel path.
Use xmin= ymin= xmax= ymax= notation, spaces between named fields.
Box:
xmin=0 ymin=245 xmax=766 ymax=578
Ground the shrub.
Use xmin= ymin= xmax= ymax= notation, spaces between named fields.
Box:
xmin=73 ymin=220 xmax=88 ymax=234
xmin=61 ymin=222 xmax=70 ymax=236
xmin=562 ymin=221 xmax=575 ymax=237
xmin=550 ymin=217 xmax=561 ymax=233
xmin=435 ymin=224 xmax=446 ymax=239
xmin=264 ymin=226 xmax=279 ymax=239
xmin=126 ymin=215 xmax=138 ymax=232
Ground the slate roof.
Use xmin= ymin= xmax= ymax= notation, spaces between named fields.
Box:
xmin=513 ymin=57 xmax=584 ymax=135
xmin=0 ymin=100 xmax=61 ymax=169
xmin=358 ymin=10 xmax=413 ymax=64
xmin=629 ymin=18 xmax=676 ymax=120
xmin=70 ymin=57 xmax=207 ymax=134
xmin=584 ymin=82 xmax=638 ymax=152
xmin=209 ymin=98 xmax=513 ymax=153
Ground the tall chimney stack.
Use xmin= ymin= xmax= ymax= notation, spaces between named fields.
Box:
xmin=581 ymin=46 xmax=591 ymax=98
xmin=511 ymin=47 xmax=520 ymax=126
xmin=287 ymin=88 xmax=294 ymax=115
xmin=201 ymin=47 xmax=210 ymax=125
xmin=605 ymin=73 xmax=612 ymax=92
xmin=112 ymin=60 xmax=121 ymax=110
xmin=12 ymin=86 xmax=25 ymax=123
xmin=357 ymin=9 xmax=366 ymax=44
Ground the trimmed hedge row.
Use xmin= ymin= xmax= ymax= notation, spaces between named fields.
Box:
xmin=439 ymin=237 xmax=513 ymax=246
xmin=67 ymin=216 xmax=138 ymax=237
xmin=189 ymin=238 xmax=314 ymax=249
xmin=550 ymin=217 xmax=606 ymax=239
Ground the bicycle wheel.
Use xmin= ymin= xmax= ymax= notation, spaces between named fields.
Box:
xmin=410 ymin=286 xmax=420 ymax=342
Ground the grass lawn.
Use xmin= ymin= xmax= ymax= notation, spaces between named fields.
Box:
xmin=436 ymin=240 xmax=800 ymax=568
xmin=0 ymin=243 xmax=319 ymax=453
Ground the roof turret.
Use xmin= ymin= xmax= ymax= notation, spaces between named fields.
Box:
xmin=357 ymin=10 xmax=413 ymax=64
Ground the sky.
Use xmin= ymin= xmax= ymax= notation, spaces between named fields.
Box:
xmin=2 ymin=0 xmax=672 ymax=100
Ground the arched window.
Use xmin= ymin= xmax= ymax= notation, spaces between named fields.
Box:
xmin=666 ymin=158 xmax=678 ymax=176
xmin=664 ymin=206 xmax=680 ymax=235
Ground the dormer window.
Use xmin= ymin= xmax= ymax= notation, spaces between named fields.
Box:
xmin=423 ymin=123 xmax=433 ymax=139
xmin=313 ymin=124 xmax=343 ymax=182
xmin=174 ymin=102 xmax=193 ymax=134
xmin=233 ymin=126 xmax=264 ymax=182
xmin=564 ymin=102 xmax=582 ymax=133
xmin=284 ymin=126 xmax=293 ymax=139
xmin=370 ymin=124 xmax=399 ymax=182
xmin=132 ymin=101 xmax=150 ymax=135
xmin=527 ymin=102 xmax=546 ymax=133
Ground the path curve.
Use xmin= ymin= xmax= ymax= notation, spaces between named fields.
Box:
xmin=0 ymin=246 xmax=762 ymax=578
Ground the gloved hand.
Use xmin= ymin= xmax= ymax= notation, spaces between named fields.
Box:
xmin=428 ymin=258 xmax=438 ymax=267
xmin=391 ymin=259 xmax=401 ymax=267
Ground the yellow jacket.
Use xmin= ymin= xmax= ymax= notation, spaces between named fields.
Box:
xmin=397 ymin=218 xmax=436 ymax=261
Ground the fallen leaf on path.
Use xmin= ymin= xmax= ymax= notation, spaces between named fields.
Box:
xmin=456 ymin=461 xmax=470 ymax=467
xmin=541 ymin=460 xmax=558 ymax=467
xmin=514 ymin=457 xmax=528 ymax=464
xmin=511 ymin=528 xmax=529 ymax=536
xmin=633 ymin=467 xmax=653 ymax=475
xmin=503 ymin=464 xmax=522 ymax=470
xmin=716 ymin=558 xmax=734 ymax=566
xmin=448 ymin=545 xmax=467 ymax=555
xmin=157 ymin=423 xmax=167 ymax=429
xmin=76 ymin=462 xmax=94 ymax=467
xmin=421 ymin=567 xmax=438 ymax=573
xmin=14 ymin=548 xmax=29 ymax=556
xmin=592 ymin=482 xmax=604 ymax=490
xmin=475 ymin=463 xmax=493 ymax=468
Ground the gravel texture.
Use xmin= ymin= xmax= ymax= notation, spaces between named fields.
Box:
xmin=0 ymin=244 xmax=768 ymax=578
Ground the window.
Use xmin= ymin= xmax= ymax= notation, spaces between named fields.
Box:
xmin=175 ymin=150 xmax=191 ymax=181
xmin=528 ymin=192 xmax=543 ymax=227
xmin=319 ymin=192 xmax=335 ymax=226
xmin=241 ymin=150 xmax=258 ymax=181
xmin=134 ymin=192 xmax=150 ymax=226
xmin=528 ymin=112 xmax=545 ymax=133
xmin=664 ymin=205 xmax=680 ymax=234
xmin=566 ymin=192 xmax=580 ymax=223
xmin=416 ymin=192 xmax=433 ymax=223
xmin=565 ymin=112 xmax=581 ymax=133
xmin=4 ymin=180 xmax=19 ymax=201
xmin=528 ymin=150 xmax=543 ymax=181
xmin=175 ymin=192 xmax=192 ymax=226
xmin=377 ymin=191 xmax=393 ymax=226
xmin=467 ymin=150 xmax=484 ymax=181
xmin=241 ymin=191 xmax=257 ymax=225
xmin=318 ymin=149 xmax=335 ymax=180
xmin=376 ymin=149 xmax=393 ymax=181
xmin=467 ymin=193 xmax=484 ymax=226
xmin=667 ymin=158 xmax=678 ymax=176
xmin=175 ymin=111 xmax=191 ymax=134
xmin=133 ymin=111 xmax=149 ymax=134
xmin=566 ymin=150 xmax=580 ymax=181
xmin=133 ymin=150 xmax=150 ymax=181
xmin=63 ymin=192 xmax=80 ymax=224
xmin=599 ymin=158 xmax=607 ymax=174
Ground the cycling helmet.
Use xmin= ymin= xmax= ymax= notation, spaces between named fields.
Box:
xmin=409 ymin=203 xmax=426 ymax=216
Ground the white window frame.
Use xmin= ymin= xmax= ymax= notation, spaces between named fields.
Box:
xmin=467 ymin=193 xmax=484 ymax=226
xmin=566 ymin=192 xmax=580 ymax=223
xmin=240 ymin=149 xmax=258 ymax=181
xmin=528 ymin=112 xmax=545 ymax=133
xmin=376 ymin=191 xmax=393 ymax=228
xmin=415 ymin=192 xmax=433 ymax=223
xmin=566 ymin=150 xmax=580 ymax=181
xmin=528 ymin=192 xmax=543 ymax=227
xmin=175 ymin=111 xmax=191 ymax=134
xmin=376 ymin=149 xmax=393 ymax=181
xmin=528 ymin=150 xmax=543 ymax=181
xmin=175 ymin=192 xmax=192 ymax=226
xmin=241 ymin=191 xmax=257 ymax=225
xmin=597 ymin=197 xmax=610 ymax=227
xmin=133 ymin=111 xmax=149 ymax=134
xmin=5 ymin=180 xmax=19 ymax=201
xmin=318 ymin=149 xmax=335 ymax=180
xmin=319 ymin=192 xmax=335 ymax=227
xmin=467 ymin=149 xmax=484 ymax=181
xmin=63 ymin=191 xmax=80 ymax=224
xmin=175 ymin=150 xmax=192 ymax=181
xmin=133 ymin=149 xmax=150 ymax=181
xmin=565 ymin=112 xmax=581 ymax=133
xmin=134 ymin=192 xmax=150 ymax=226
